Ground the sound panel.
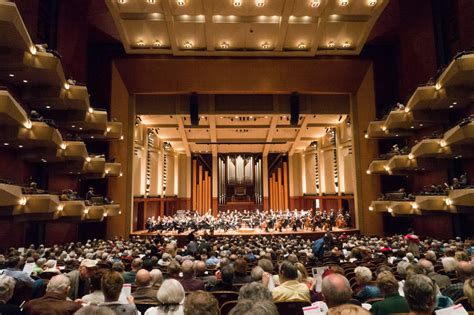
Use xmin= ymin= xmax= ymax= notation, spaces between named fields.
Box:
xmin=190 ymin=93 xmax=199 ymax=126
xmin=290 ymin=92 xmax=299 ymax=126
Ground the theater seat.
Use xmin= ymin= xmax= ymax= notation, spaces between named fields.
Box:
xmin=135 ymin=303 xmax=159 ymax=314
xmin=275 ymin=301 xmax=311 ymax=315
xmin=211 ymin=291 xmax=239 ymax=308
xmin=220 ymin=300 xmax=238 ymax=315
xmin=454 ymin=297 xmax=473 ymax=312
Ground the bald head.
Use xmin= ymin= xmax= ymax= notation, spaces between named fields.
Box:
xmin=135 ymin=269 xmax=151 ymax=287
xmin=322 ymin=274 xmax=352 ymax=307
xmin=182 ymin=260 xmax=194 ymax=277
xmin=418 ymin=259 xmax=434 ymax=273
xmin=195 ymin=261 xmax=206 ymax=274
xmin=457 ymin=261 xmax=473 ymax=281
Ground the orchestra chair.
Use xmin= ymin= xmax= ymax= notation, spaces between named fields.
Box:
xmin=211 ymin=291 xmax=239 ymax=308
xmin=135 ymin=303 xmax=159 ymax=314
xmin=274 ymin=301 xmax=311 ymax=315
xmin=220 ymin=300 xmax=239 ymax=315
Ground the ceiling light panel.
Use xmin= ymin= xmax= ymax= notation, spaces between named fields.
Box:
xmin=125 ymin=20 xmax=171 ymax=49
xmin=174 ymin=23 xmax=206 ymax=50
xmin=283 ymin=23 xmax=316 ymax=50
xmin=213 ymin=0 xmax=285 ymax=16
xmin=317 ymin=21 xmax=365 ymax=51
xmin=213 ymin=23 xmax=248 ymax=49
xmin=333 ymin=0 xmax=383 ymax=15
xmin=291 ymin=0 xmax=327 ymax=17
xmin=170 ymin=0 xmax=205 ymax=15
xmin=244 ymin=23 xmax=279 ymax=50
xmin=116 ymin=0 xmax=164 ymax=13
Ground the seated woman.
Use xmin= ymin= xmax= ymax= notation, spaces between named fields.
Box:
xmin=145 ymin=279 xmax=185 ymax=315
xmin=371 ymin=271 xmax=409 ymax=315
xmin=354 ymin=266 xmax=382 ymax=302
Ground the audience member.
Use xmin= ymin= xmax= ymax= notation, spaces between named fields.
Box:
xmin=123 ymin=258 xmax=143 ymax=284
xmin=183 ymin=290 xmax=219 ymax=315
xmin=179 ymin=259 xmax=205 ymax=292
xmin=443 ymin=260 xmax=473 ymax=301
xmin=210 ymin=266 xmax=237 ymax=292
xmin=74 ymin=305 xmax=115 ymax=315
xmin=228 ymin=299 xmax=278 ymax=315
xmin=354 ymin=266 xmax=381 ymax=302
xmin=145 ymin=279 xmax=185 ymax=315
xmin=150 ymin=269 xmax=163 ymax=289
xmin=371 ymin=271 xmax=409 ymax=315
xmin=233 ymin=258 xmax=251 ymax=284
xmin=271 ymin=261 xmax=310 ymax=303
xmin=404 ymin=274 xmax=437 ymax=314
xmin=2 ymin=256 xmax=35 ymax=287
xmin=418 ymin=258 xmax=451 ymax=290
xmin=132 ymin=269 xmax=159 ymax=304
xmin=23 ymin=274 xmax=82 ymax=315
xmin=81 ymin=270 xmax=105 ymax=304
xmin=0 ymin=275 xmax=21 ymax=315
xmin=67 ymin=258 xmax=97 ymax=300
xmin=238 ymin=282 xmax=273 ymax=301
xmin=464 ymin=278 xmax=474 ymax=308
xmin=99 ymin=270 xmax=138 ymax=315
xmin=322 ymin=274 xmax=369 ymax=314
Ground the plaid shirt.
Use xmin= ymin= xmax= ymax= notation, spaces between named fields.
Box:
xmin=442 ymin=282 xmax=464 ymax=302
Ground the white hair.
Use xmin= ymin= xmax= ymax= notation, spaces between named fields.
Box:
xmin=157 ymin=279 xmax=185 ymax=304
xmin=441 ymin=257 xmax=458 ymax=273
xmin=354 ymin=266 xmax=372 ymax=284
xmin=0 ymin=275 xmax=16 ymax=302
xmin=46 ymin=274 xmax=70 ymax=293
xmin=150 ymin=269 xmax=163 ymax=287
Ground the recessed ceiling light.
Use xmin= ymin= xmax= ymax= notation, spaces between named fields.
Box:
xmin=452 ymin=101 xmax=457 ymax=105
xmin=64 ymin=82 xmax=70 ymax=90
xmin=419 ymin=123 xmax=423 ymax=127
xmin=137 ymin=40 xmax=145 ymax=47
xmin=310 ymin=1 xmax=320 ymax=7
xmin=183 ymin=41 xmax=193 ymax=49
xmin=79 ymin=127 xmax=83 ymax=130
xmin=342 ymin=41 xmax=351 ymax=48
xmin=46 ymin=105 xmax=51 ymax=109
xmin=177 ymin=0 xmax=186 ymax=6
xmin=233 ymin=0 xmax=242 ymax=6
xmin=261 ymin=42 xmax=270 ymax=49
xmin=18 ymin=145 xmax=23 ymax=148
xmin=256 ymin=0 xmax=265 ymax=7
xmin=71 ymin=125 xmax=76 ymax=128
xmin=327 ymin=41 xmax=335 ymax=48
xmin=117 ymin=0 xmax=126 ymax=3
xmin=41 ymin=158 xmax=47 ymax=163
xmin=339 ymin=0 xmax=349 ymax=6
xmin=23 ymin=79 xmax=28 ymax=83
xmin=298 ymin=42 xmax=306 ymax=49
xmin=3 ymin=142 xmax=9 ymax=146
xmin=88 ymin=107 xmax=94 ymax=113
xmin=435 ymin=83 xmax=441 ymax=90
xmin=153 ymin=40 xmax=162 ymax=47
xmin=220 ymin=42 xmax=230 ymax=49
xmin=449 ymin=105 xmax=454 ymax=109
xmin=368 ymin=0 xmax=377 ymax=6
xmin=147 ymin=0 xmax=156 ymax=3
xmin=8 ymin=74 xmax=14 ymax=77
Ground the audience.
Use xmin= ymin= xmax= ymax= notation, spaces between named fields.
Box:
xmin=123 ymin=258 xmax=143 ymax=284
xmin=443 ymin=260 xmax=473 ymax=301
xmin=403 ymin=274 xmax=437 ymax=315
xmin=418 ymin=258 xmax=451 ymax=290
xmin=321 ymin=274 xmax=369 ymax=314
xmin=210 ymin=265 xmax=238 ymax=292
xmin=66 ymin=258 xmax=97 ymax=300
xmin=81 ymin=269 xmax=105 ymax=304
xmin=354 ymin=266 xmax=382 ymax=302
xmin=23 ymin=274 xmax=82 ymax=315
xmin=132 ymin=269 xmax=159 ymax=304
xmin=229 ymin=299 xmax=278 ymax=315
xmin=179 ymin=259 xmax=205 ymax=292
xmin=99 ymin=270 xmax=138 ymax=315
xmin=0 ymin=275 xmax=21 ymax=315
xmin=271 ymin=260 xmax=310 ymax=303
xmin=371 ymin=271 xmax=409 ymax=315
xmin=145 ymin=279 xmax=185 ymax=315
xmin=183 ymin=290 xmax=219 ymax=315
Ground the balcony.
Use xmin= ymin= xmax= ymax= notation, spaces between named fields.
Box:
xmin=436 ymin=53 xmax=474 ymax=90
xmin=367 ymin=160 xmax=388 ymax=174
xmin=366 ymin=120 xmax=410 ymax=139
xmin=82 ymin=205 xmax=105 ymax=221
xmin=0 ymin=122 xmax=62 ymax=149
xmin=389 ymin=201 xmax=421 ymax=217
xmin=405 ymin=86 xmax=471 ymax=112
xmin=414 ymin=195 xmax=455 ymax=213
xmin=442 ymin=121 xmax=474 ymax=147
xmin=24 ymin=85 xmax=90 ymax=112
xmin=54 ymin=200 xmax=86 ymax=219
xmin=0 ymin=90 xmax=29 ymax=127
xmin=0 ymin=2 xmax=65 ymax=87
xmin=105 ymin=163 xmax=122 ymax=177
xmin=369 ymin=200 xmax=391 ymax=213
xmin=104 ymin=204 xmax=121 ymax=217
xmin=0 ymin=184 xmax=23 ymax=208
xmin=448 ymin=189 xmax=474 ymax=207
xmin=384 ymin=110 xmax=444 ymax=130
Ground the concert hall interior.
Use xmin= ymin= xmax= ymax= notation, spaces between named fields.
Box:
xmin=0 ymin=0 xmax=473 ymax=245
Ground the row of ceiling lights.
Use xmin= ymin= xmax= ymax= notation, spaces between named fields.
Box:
xmin=136 ymin=40 xmax=350 ymax=49
xmin=118 ymin=0 xmax=378 ymax=8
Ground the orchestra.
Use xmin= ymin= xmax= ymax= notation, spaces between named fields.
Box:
xmin=145 ymin=208 xmax=351 ymax=234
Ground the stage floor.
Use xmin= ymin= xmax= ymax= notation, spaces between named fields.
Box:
xmin=131 ymin=227 xmax=360 ymax=243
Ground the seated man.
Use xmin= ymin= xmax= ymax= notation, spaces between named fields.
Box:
xmin=184 ymin=290 xmax=219 ymax=315
xmin=0 ymin=275 xmax=21 ymax=315
xmin=443 ymin=260 xmax=473 ymax=301
xmin=418 ymin=258 xmax=451 ymax=291
xmin=403 ymin=274 xmax=437 ymax=315
xmin=2 ymin=256 xmax=35 ymax=287
xmin=23 ymin=274 xmax=82 ymax=315
xmin=179 ymin=260 xmax=205 ymax=292
xmin=131 ymin=269 xmax=158 ymax=304
xmin=210 ymin=266 xmax=238 ymax=292
xmin=271 ymin=261 xmax=310 ymax=303
xmin=99 ymin=270 xmax=138 ymax=315
xmin=322 ymin=274 xmax=369 ymax=314
xmin=123 ymin=258 xmax=143 ymax=284
xmin=371 ymin=271 xmax=409 ymax=315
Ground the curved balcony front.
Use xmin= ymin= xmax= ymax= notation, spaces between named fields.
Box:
xmin=385 ymin=110 xmax=444 ymax=130
xmin=437 ymin=53 xmax=474 ymax=90
xmin=366 ymin=120 xmax=410 ymax=139
xmin=448 ymin=189 xmax=474 ymax=207
xmin=105 ymin=163 xmax=122 ymax=177
xmin=0 ymin=90 xmax=29 ymax=127
xmin=443 ymin=121 xmax=474 ymax=147
xmin=367 ymin=160 xmax=388 ymax=174
xmin=0 ymin=183 xmax=23 ymax=208
xmin=25 ymin=85 xmax=90 ymax=112
xmin=414 ymin=195 xmax=455 ymax=213
xmin=104 ymin=204 xmax=121 ymax=217
xmin=54 ymin=200 xmax=86 ymax=219
xmin=389 ymin=201 xmax=421 ymax=217
xmin=369 ymin=200 xmax=391 ymax=213
xmin=82 ymin=205 xmax=105 ymax=221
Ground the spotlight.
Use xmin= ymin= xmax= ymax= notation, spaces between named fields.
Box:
xmin=366 ymin=170 xmax=371 ymax=175
xmin=233 ymin=0 xmax=242 ymax=6
xmin=445 ymin=198 xmax=453 ymax=206
xmin=339 ymin=0 xmax=349 ymax=6
xmin=8 ymin=74 xmax=14 ymax=77
xmin=411 ymin=203 xmax=418 ymax=209
xmin=368 ymin=0 xmax=377 ymax=6
xmin=381 ymin=126 xmax=387 ymax=131
xmin=153 ymin=40 xmax=162 ymax=47
xmin=147 ymin=0 xmax=156 ymax=3
xmin=310 ymin=0 xmax=320 ymax=7
xmin=387 ymin=207 xmax=393 ymax=213
xmin=364 ymin=134 xmax=369 ymax=139
xmin=88 ymin=107 xmax=94 ymax=113
xmin=435 ymin=83 xmax=441 ymax=90
xmin=30 ymin=46 xmax=37 ymax=55
xmin=298 ymin=42 xmax=306 ymax=49
xmin=18 ymin=197 xmax=27 ymax=206
xmin=177 ymin=0 xmax=186 ymax=6
xmin=369 ymin=206 xmax=374 ymax=211
xmin=342 ymin=41 xmax=351 ymax=48
xmin=220 ymin=42 xmax=230 ymax=49
xmin=60 ymin=143 xmax=67 ymax=150
xmin=261 ymin=42 xmax=270 ymax=49
xmin=327 ymin=41 xmax=335 ymax=48
xmin=86 ymin=157 xmax=91 ymax=162
xmin=440 ymin=140 xmax=447 ymax=147
xmin=183 ymin=41 xmax=193 ymax=49
xmin=408 ymin=153 xmax=414 ymax=160
xmin=23 ymin=79 xmax=28 ymax=83
xmin=64 ymin=82 xmax=70 ymax=90
xmin=256 ymin=0 xmax=264 ymax=7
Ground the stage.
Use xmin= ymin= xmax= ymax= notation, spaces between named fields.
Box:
xmin=130 ymin=227 xmax=360 ymax=246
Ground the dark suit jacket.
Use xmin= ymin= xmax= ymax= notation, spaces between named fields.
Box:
xmin=179 ymin=277 xmax=205 ymax=292
xmin=23 ymin=292 xmax=82 ymax=315
xmin=132 ymin=286 xmax=159 ymax=304
xmin=371 ymin=294 xmax=410 ymax=315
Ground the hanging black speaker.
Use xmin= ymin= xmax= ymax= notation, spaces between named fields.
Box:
xmin=290 ymin=92 xmax=299 ymax=126
xmin=190 ymin=92 xmax=199 ymax=126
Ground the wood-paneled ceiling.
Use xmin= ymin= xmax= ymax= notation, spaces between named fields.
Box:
xmin=106 ymin=0 xmax=388 ymax=56
xmin=140 ymin=113 xmax=348 ymax=154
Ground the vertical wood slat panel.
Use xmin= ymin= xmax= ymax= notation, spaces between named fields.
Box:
xmin=198 ymin=165 xmax=203 ymax=214
xmin=277 ymin=167 xmax=282 ymax=211
xmin=192 ymin=159 xmax=197 ymax=210
xmin=283 ymin=162 xmax=288 ymax=210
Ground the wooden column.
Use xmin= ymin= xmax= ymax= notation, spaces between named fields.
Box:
xmin=283 ymin=162 xmax=288 ymax=210
xmin=192 ymin=159 xmax=197 ymax=210
xmin=204 ymin=171 xmax=209 ymax=213
xmin=198 ymin=165 xmax=203 ymax=214
xmin=277 ymin=167 xmax=283 ymax=210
